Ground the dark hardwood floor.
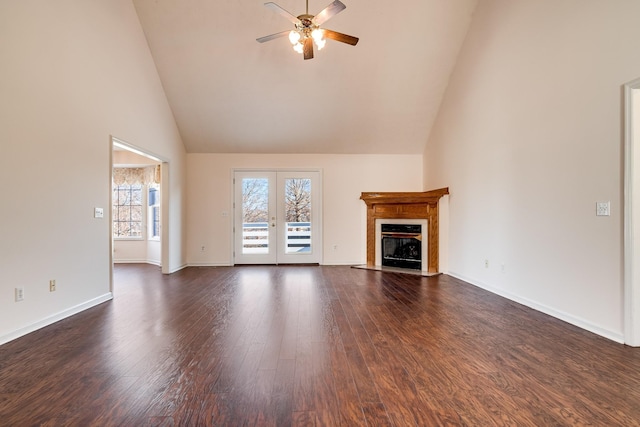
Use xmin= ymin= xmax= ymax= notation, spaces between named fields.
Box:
xmin=1 ymin=265 xmax=640 ymax=426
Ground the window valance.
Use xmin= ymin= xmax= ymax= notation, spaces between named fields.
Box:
xmin=113 ymin=165 xmax=160 ymax=186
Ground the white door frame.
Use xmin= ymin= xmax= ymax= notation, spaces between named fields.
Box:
xmin=623 ymin=78 xmax=640 ymax=346
xmin=233 ymin=170 xmax=278 ymax=264
xmin=233 ymin=169 xmax=323 ymax=265
xmin=276 ymin=170 xmax=322 ymax=264
xmin=110 ymin=136 xmax=170 ymax=290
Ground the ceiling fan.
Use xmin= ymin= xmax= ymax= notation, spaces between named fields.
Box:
xmin=256 ymin=0 xmax=359 ymax=60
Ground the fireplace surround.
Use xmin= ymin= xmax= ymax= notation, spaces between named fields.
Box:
xmin=360 ymin=188 xmax=449 ymax=274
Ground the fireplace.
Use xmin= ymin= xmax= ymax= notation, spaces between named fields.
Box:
xmin=360 ymin=188 xmax=449 ymax=274
xmin=381 ymin=224 xmax=422 ymax=270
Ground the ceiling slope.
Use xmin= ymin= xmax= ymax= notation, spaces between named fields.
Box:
xmin=132 ymin=0 xmax=477 ymax=154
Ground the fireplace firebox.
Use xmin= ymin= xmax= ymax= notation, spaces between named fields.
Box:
xmin=381 ymin=224 xmax=422 ymax=270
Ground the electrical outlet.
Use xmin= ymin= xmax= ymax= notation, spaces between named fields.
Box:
xmin=15 ymin=287 xmax=24 ymax=302
xmin=49 ymin=280 xmax=56 ymax=292
xmin=596 ymin=202 xmax=610 ymax=216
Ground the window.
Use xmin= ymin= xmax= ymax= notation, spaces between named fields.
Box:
xmin=112 ymin=165 xmax=161 ymax=240
xmin=148 ymin=184 xmax=160 ymax=240
xmin=113 ymin=184 xmax=143 ymax=238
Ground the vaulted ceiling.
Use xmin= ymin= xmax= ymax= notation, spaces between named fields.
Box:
xmin=132 ymin=0 xmax=477 ymax=154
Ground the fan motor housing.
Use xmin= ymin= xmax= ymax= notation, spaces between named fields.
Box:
xmin=297 ymin=14 xmax=314 ymax=27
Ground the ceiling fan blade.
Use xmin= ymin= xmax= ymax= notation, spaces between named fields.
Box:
xmin=313 ymin=0 xmax=346 ymax=26
xmin=256 ymin=30 xmax=290 ymax=43
xmin=303 ymin=37 xmax=314 ymax=60
xmin=264 ymin=2 xmax=300 ymax=25
xmin=322 ymin=29 xmax=359 ymax=46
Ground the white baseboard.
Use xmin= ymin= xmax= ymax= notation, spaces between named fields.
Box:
xmin=322 ymin=261 xmax=366 ymax=266
xmin=186 ymin=262 xmax=365 ymax=267
xmin=448 ymin=271 xmax=624 ymax=344
xmin=167 ymin=263 xmax=189 ymax=273
xmin=185 ymin=262 xmax=366 ymax=268
xmin=187 ymin=262 xmax=232 ymax=268
xmin=0 ymin=293 xmax=113 ymax=346
xmin=114 ymin=259 xmax=153 ymax=264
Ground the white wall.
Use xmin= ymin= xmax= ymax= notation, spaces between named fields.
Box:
xmin=424 ymin=0 xmax=640 ymax=342
xmin=186 ymin=154 xmax=423 ymax=266
xmin=0 ymin=0 xmax=186 ymax=344
xmin=113 ymin=240 xmax=161 ymax=266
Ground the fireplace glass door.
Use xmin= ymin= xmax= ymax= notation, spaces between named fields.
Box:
xmin=381 ymin=224 xmax=422 ymax=270
xmin=234 ymin=170 xmax=322 ymax=264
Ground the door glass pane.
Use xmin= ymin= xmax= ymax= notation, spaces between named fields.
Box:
xmin=284 ymin=178 xmax=311 ymax=254
xmin=242 ymin=178 xmax=269 ymax=254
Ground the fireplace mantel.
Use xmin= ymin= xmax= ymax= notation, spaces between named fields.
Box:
xmin=360 ymin=187 xmax=449 ymax=273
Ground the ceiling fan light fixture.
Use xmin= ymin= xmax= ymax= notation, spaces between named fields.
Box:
xmin=257 ymin=1 xmax=359 ymax=60
xmin=289 ymin=30 xmax=301 ymax=45
xmin=311 ymin=28 xmax=323 ymax=42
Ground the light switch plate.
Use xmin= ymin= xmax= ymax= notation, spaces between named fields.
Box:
xmin=596 ymin=202 xmax=610 ymax=216
xmin=94 ymin=207 xmax=104 ymax=218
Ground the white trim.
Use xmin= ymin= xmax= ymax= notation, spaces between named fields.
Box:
xmin=109 ymin=138 xmax=114 ymax=294
xmin=112 ymin=138 xmax=164 ymax=163
xmin=322 ymin=261 xmax=362 ymax=266
xmin=624 ymin=78 xmax=640 ymax=346
xmin=448 ymin=271 xmax=624 ymax=344
xmin=277 ymin=170 xmax=323 ymax=264
xmin=230 ymin=169 xmax=236 ymax=265
xmin=113 ymin=259 xmax=160 ymax=266
xmin=0 ymin=293 xmax=113 ymax=346
xmin=188 ymin=262 xmax=233 ymax=267
xmin=166 ymin=263 xmax=188 ymax=274
xmin=232 ymin=169 xmax=324 ymax=265
xmin=187 ymin=262 xmax=362 ymax=267
xmin=233 ymin=171 xmax=278 ymax=264
xmin=160 ymin=162 xmax=170 ymax=274
xmin=111 ymin=136 xmax=170 ymax=275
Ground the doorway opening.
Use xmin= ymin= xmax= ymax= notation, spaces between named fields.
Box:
xmin=110 ymin=137 xmax=170 ymax=292
xmin=233 ymin=170 xmax=323 ymax=265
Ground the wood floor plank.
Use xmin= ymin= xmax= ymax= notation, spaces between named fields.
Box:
xmin=293 ymin=340 xmax=314 ymax=413
xmin=309 ymin=340 xmax=341 ymax=426
xmin=272 ymin=358 xmax=296 ymax=427
xmin=1 ymin=264 xmax=640 ymax=425
xmin=291 ymin=410 xmax=316 ymax=427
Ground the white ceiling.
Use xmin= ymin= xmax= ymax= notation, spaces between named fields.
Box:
xmin=132 ymin=0 xmax=477 ymax=154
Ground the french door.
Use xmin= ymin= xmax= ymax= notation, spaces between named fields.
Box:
xmin=233 ymin=170 xmax=322 ymax=264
